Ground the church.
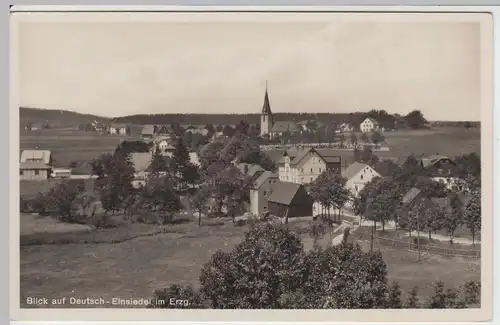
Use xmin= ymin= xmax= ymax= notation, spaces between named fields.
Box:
xmin=260 ymin=85 xmax=301 ymax=138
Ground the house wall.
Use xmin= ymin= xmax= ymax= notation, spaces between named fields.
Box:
xmin=250 ymin=177 xmax=279 ymax=216
xmin=20 ymin=169 xmax=49 ymax=181
xmin=361 ymin=120 xmax=374 ymax=133
xmin=346 ymin=165 xmax=380 ymax=196
xmin=278 ymin=152 xmax=328 ymax=185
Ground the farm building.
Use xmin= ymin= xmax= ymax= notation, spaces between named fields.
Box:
xmin=109 ymin=124 xmax=129 ymax=135
xmin=141 ymin=125 xmax=155 ymax=139
xmin=130 ymin=152 xmax=153 ymax=188
xmin=20 ymin=149 xmax=52 ymax=165
xmin=360 ymin=118 xmax=380 ymax=133
xmin=342 ymin=162 xmax=381 ymax=196
xmin=20 ymin=162 xmax=51 ymax=181
xmin=249 ymin=170 xmax=279 ymax=217
xmin=267 ymin=181 xmax=313 ymax=219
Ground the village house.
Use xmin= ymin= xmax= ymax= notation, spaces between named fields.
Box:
xmin=267 ymin=182 xmax=314 ymax=220
xmin=236 ymin=163 xmax=266 ymax=182
xmin=336 ymin=122 xmax=356 ymax=133
xmin=185 ymin=128 xmax=210 ymax=136
xmin=19 ymin=149 xmax=52 ymax=181
xmin=109 ymin=123 xmax=129 ymax=135
xmin=277 ymin=147 xmax=342 ymax=184
xmin=249 ymin=171 xmax=280 ymax=217
xmin=421 ymin=154 xmax=464 ymax=191
xmin=342 ymin=162 xmax=381 ymax=197
xmin=130 ymin=152 xmax=153 ymax=188
xmin=360 ymin=118 xmax=380 ymax=133
xmin=141 ymin=125 xmax=156 ymax=140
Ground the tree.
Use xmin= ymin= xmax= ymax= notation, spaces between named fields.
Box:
xmin=199 ymin=223 xmax=307 ymax=308
xmin=405 ymin=286 xmax=420 ymax=308
xmin=222 ymin=125 xmax=235 ymax=137
xmin=404 ymin=110 xmax=427 ymax=129
xmin=443 ymin=193 xmax=465 ymax=244
xmin=425 ymin=281 xmax=463 ymax=308
xmin=350 ymin=132 xmax=358 ymax=147
xmin=170 ymin=138 xmax=192 ymax=192
xmin=190 ymin=184 xmax=211 ymax=227
xmin=150 ymin=284 xmax=205 ymax=309
xmin=199 ymin=223 xmax=390 ymax=309
xmin=308 ymin=219 xmax=329 ymax=247
xmin=150 ymin=147 xmax=169 ymax=174
xmin=464 ymin=191 xmax=481 ymax=245
xmin=373 ymin=159 xmax=401 ymax=177
xmin=140 ymin=175 xmax=181 ymax=225
xmin=371 ymin=131 xmax=385 ymax=145
xmin=361 ymin=133 xmax=370 ymax=143
xmin=44 ymin=180 xmax=85 ymax=223
xmin=459 ymin=280 xmax=481 ymax=306
xmin=386 ymin=282 xmax=402 ymax=308
xmin=354 ymin=146 xmax=379 ymax=167
xmin=309 ymin=170 xmax=350 ymax=224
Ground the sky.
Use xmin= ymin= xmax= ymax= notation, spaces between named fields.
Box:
xmin=17 ymin=20 xmax=481 ymax=121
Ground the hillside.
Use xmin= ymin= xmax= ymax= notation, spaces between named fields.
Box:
xmin=20 ymin=107 xmax=110 ymax=128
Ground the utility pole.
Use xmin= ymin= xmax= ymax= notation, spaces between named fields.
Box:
xmin=417 ymin=211 xmax=421 ymax=262
xmin=370 ymin=223 xmax=374 ymax=253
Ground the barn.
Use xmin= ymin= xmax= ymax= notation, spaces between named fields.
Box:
xmin=267 ymin=181 xmax=313 ymax=219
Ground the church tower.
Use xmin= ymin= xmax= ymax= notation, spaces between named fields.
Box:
xmin=260 ymin=82 xmax=273 ymax=136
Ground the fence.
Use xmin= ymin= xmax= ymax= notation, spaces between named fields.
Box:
xmin=351 ymin=229 xmax=481 ymax=259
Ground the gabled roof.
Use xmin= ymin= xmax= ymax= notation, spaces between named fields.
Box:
xmin=268 ymin=181 xmax=303 ymax=205
xmin=130 ymin=152 xmax=153 ymax=173
xmin=157 ymin=125 xmax=174 ymax=134
xmin=141 ymin=125 xmax=155 ymax=135
xmin=271 ymin=121 xmax=301 ymax=133
xmin=402 ymin=187 xmax=422 ymax=205
xmin=20 ymin=150 xmax=51 ymax=164
xmin=248 ymin=164 xmax=266 ymax=178
xmin=290 ymin=148 xmax=314 ymax=165
xmin=421 ymin=155 xmax=455 ymax=168
xmin=315 ymin=148 xmax=343 ymax=164
xmin=341 ymin=162 xmax=371 ymax=181
xmin=362 ymin=117 xmax=380 ymax=126
xmin=20 ymin=162 xmax=51 ymax=170
xmin=253 ymin=171 xmax=278 ymax=189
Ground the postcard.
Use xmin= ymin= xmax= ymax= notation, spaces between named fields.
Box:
xmin=10 ymin=6 xmax=493 ymax=322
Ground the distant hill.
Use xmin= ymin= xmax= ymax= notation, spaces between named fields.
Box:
xmin=20 ymin=107 xmax=110 ymax=128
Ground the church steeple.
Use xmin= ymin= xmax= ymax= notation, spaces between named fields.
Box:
xmin=260 ymin=81 xmax=273 ymax=137
xmin=262 ymin=81 xmax=272 ymax=115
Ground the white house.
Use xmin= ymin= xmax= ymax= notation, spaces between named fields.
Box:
xmin=360 ymin=118 xmax=380 ymax=133
xmin=341 ymin=162 xmax=381 ymax=197
xmin=109 ymin=124 xmax=129 ymax=135
xmin=336 ymin=122 xmax=355 ymax=133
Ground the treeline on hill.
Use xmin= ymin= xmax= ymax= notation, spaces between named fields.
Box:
xmin=113 ymin=110 xmax=410 ymax=129
xmin=20 ymin=107 xmax=110 ymax=128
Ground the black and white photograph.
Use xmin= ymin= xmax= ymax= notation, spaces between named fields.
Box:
xmin=11 ymin=7 xmax=493 ymax=322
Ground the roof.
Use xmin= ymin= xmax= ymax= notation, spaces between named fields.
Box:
xmin=265 ymin=150 xmax=286 ymax=164
xmin=402 ymin=187 xmax=422 ymax=205
xmin=20 ymin=162 xmax=51 ymax=170
xmin=315 ymin=148 xmax=343 ymax=164
xmin=363 ymin=118 xmax=380 ymax=126
xmin=141 ymin=125 xmax=155 ymax=135
xmin=421 ymin=155 xmax=454 ymax=168
xmin=110 ymin=123 xmax=128 ymax=129
xmin=262 ymin=89 xmax=272 ymax=114
xmin=271 ymin=121 xmax=301 ymax=133
xmin=253 ymin=171 xmax=278 ymax=189
xmin=130 ymin=152 xmax=153 ymax=173
xmin=267 ymin=181 xmax=303 ymax=205
xmin=341 ymin=162 xmax=370 ymax=180
xmin=297 ymin=120 xmax=309 ymax=125
xmin=20 ymin=150 xmax=51 ymax=164
xmin=248 ymin=164 xmax=266 ymax=178
xmin=290 ymin=148 xmax=313 ymax=165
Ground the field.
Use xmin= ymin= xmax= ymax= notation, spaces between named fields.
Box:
xmin=19 ymin=213 xmax=480 ymax=308
xmin=19 ymin=127 xmax=480 ymax=170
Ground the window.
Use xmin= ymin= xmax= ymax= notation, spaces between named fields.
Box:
xmin=35 ymin=170 xmax=39 ymax=176
xmin=20 ymin=170 xmax=23 ymax=176
xmin=264 ymin=206 xmax=268 ymax=210
xmin=301 ymin=177 xmax=304 ymax=183
xmin=263 ymin=191 xmax=267 ymax=196
xmin=310 ymin=177 xmax=313 ymax=181
xmin=310 ymin=168 xmax=313 ymax=173
xmin=319 ymin=168 xmax=322 ymax=173
xmin=360 ymin=175 xmax=363 ymax=180
xmin=269 ymin=180 xmax=272 ymax=184
xmin=300 ymin=168 xmax=303 ymax=172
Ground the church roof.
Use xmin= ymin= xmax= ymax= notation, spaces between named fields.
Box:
xmin=262 ymin=88 xmax=272 ymax=115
